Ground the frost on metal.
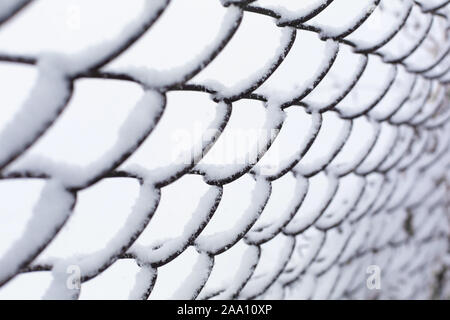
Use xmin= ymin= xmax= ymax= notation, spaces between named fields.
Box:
xmin=0 ymin=0 xmax=449 ymax=300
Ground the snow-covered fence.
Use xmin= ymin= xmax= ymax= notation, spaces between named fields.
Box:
xmin=0 ymin=0 xmax=449 ymax=300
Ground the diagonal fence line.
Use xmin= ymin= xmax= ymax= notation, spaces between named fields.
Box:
xmin=0 ymin=0 xmax=448 ymax=300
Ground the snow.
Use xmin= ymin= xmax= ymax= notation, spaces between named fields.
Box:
xmin=396 ymin=131 xmax=429 ymax=170
xmin=171 ymin=253 xmax=213 ymax=299
xmin=328 ymin=117 xmax=380 ymax=176
xmin=104 ymin=1 xmax=242 ymax=89
xmin=35 ymin=179 xmax=160 ymax=299
xmin=312 ymin=265 xmax=339 ymax=299
xmin=60 ymin=0 xmax=170 ymax=76
xmin=348 ymin=173 xmax=384 ymax=222
xmin=378 ymin=126 xmax=415 ymax=171
xmin=356 ymin=122 xmax=398 ymax=174
xmin=36 ymin=178 xmax=141 ymax=262
xmin=148 ymin=247 xmax=211 ymax=299
xmin=117 ymin=92 xmax=230 ymax=187
xmin=0 ymin=56 xmax=71 ymax=170
xmin=379 ymin=5 xmax=433 ymax=63
xmin=309 ymin=223 xmax=353 ymax=276
xmin=0 ymin=0 xmax=449 ymax=300
xmin=284 ymin=274 xmax=316 ymax=299
xmin=391 ymin=80 xmax=433 ymax=123
xmin=254 ymin=34 xmax=339 ymax=106
xmin=190 ymin=19 xmax=295 ymax=100
xmin=7 ymin=79 xmax=144 ymax=169
xmin=294 ymin=111 xmax=352 ymax=176
xmin=0 ymin=1 xmax=149 ymax=56
xmin=304 ymin=46 xmax=368 ymax=112
xmin=402 ymin=21 xmax=449 ymax=72
xmin=245 ymin=173 xmax=308 ymax=245
xmin=315 ymin=174 xmax=366 ymax=230
xmin=278 ymin=227 xmax=325 ymax=285
xmin=416 ymin=0 xmax=450 ymax=11
xmin=239 ymin=234 xmax=294 ymax=299
xmin=368 ymin=67 xmax=416 ymax=120
xmin=7 ymin=89 xmax=165 ymax=189
xmin=83 ymin=260 xmax=154 ymax=300
xmin=130 ymin=179 xmax=221 ymax=265
xmin=308 ymin=0 xmax=379 ymax=38
xmin=0 ymin=179 xmax=46 ymax=258
xmin=250 ymin=0 xmax=331 ymax=24
xmin=0 ymin=63 xmax=37 ymax=134
xmin=0 ymin=180 xmax=75 ymax=286
xmin=0 ymin=0 xmax=29 ymax=24
xmin=0 ymin=271 xmax=53 ymax=300
xmin=195 ymin=176 xmax=271 ymax=254
xmin=195 ymin=100 xmax=285 ymax=183
xmin=348 ymin=0 xmax=414 ymax=52
xmin=283 ymin=173 xmax=339 ymax=235
xmin=253 ymin=108 xmax=322 ymax=179
xmin=198 ymin=242 xmax=260 ymax=300
xmin=336 ymin=57 xmax=397 ymax=118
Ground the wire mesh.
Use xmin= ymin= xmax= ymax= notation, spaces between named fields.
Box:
xmin=0 ymin=0 xmax=449 ymax=300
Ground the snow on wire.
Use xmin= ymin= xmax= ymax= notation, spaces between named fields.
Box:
xmin=0 ymin=0 xmax=449 ymax=299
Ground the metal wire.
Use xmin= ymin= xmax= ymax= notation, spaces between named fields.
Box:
xmin=0 ymin=0 xmax=449 ymax=300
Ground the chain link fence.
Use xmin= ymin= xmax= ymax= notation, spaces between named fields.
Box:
xmin=0 ymin=0 xmax=449 ymax=299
